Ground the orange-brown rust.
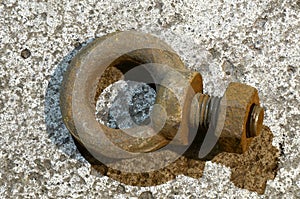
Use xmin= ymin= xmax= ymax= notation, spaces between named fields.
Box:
xmin=60 ymin=31 xmax=195 ymax=156
xmin=60 ymin=31 xmax=264 ymax=160
xmin=217 ymin=82 xmax=262 ymax=153
xmin=154 ymin=70 xmax=203 ymax=145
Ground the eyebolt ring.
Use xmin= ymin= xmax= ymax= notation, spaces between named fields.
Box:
xmin=60 ymin=31 xmax=187 ymax=159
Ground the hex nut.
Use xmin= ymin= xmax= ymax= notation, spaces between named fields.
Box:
xmin=216 ymin=82 xmax=262 ymax=153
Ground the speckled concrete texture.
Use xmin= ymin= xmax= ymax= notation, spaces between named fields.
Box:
xmin=0 ymin=0 xmax=299 ymax=198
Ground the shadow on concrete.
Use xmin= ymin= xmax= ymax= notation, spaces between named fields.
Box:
xmin=44 ymin=41 xmax=92 ymax=161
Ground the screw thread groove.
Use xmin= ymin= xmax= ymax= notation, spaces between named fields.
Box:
xmin=190 ymin=93 xmax=221 ymax=130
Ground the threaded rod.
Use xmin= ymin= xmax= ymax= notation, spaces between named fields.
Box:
xmin=190 ymin=93 xmax=221 ymax=130
xmin=190 ymin=93 xmax=263 ymax=137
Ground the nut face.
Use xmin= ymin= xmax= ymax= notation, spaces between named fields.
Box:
xmin=217 ymin=82 xmax=261 ymax=153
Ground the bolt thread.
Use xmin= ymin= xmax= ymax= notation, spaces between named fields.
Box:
xmin=190 ymin=93 xmax=264 ymax=138
xmin=190 ymin=93 xmax=221 ymax=130
xmin=248 ymin=104 xmax=264 ymax=137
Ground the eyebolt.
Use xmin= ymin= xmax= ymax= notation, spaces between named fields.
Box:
xmin=60 ymin=31 xmax=265 ymax=160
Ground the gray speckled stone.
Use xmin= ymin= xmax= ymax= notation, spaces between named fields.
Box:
xmin=95 ymin=80 xmax=156 ymax=129
xmin=0 ymin=0 xmax=299 ymax=198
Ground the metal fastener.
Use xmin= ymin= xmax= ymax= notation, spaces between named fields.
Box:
xmin=60 ymin=31 xmax=264 ymax=161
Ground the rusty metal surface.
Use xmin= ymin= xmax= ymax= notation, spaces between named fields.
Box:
xmin=154 ymin=70 xmax=203 ymax=145
xmin=60 ymin=31 xmax=198 ymax=159
xmin=60 ymin=31 xmax=264 ymax=162
xmin=216 ymin=82 xmax=262 ymax=154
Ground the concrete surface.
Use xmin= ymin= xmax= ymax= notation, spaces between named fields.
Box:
xmin=0 ymin=0 xmax=299 ymax=198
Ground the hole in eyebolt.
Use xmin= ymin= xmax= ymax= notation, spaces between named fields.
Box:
xmin=94 ymin=51 xmax=159 ymax=130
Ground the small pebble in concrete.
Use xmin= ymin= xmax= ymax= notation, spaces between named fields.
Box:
xmin=95 ymin=80 xmax=156 ymax=129
xmin=20 ymin=48 xmax=31 ymax=59
xmin=138 ymin=191 xmax=155 ymax=199
xmin=116 ymin=184 xmax=126 ymax=193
